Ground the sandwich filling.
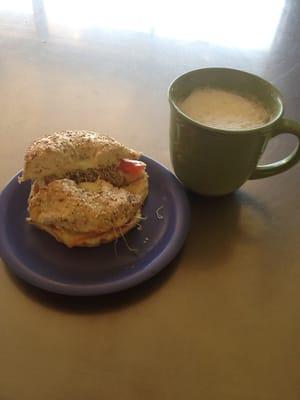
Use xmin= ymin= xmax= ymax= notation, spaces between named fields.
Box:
xmin=43 ymin=158 xmax=146 ymax=187
xmin=33 ymin=211 xmax=141 ymax=248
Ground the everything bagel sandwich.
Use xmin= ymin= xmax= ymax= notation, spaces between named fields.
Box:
xmin=21 ymin=130 xmax=148 ymax=247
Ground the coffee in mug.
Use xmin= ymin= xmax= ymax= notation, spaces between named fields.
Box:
xmin=179 ymin=88 xmax=269 ymax=130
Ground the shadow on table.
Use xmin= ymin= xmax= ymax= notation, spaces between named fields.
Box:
xmin=185 ymin=189 xmax=270 ymax=269
xmin=4 ymin=250 xmax=183 ymax=314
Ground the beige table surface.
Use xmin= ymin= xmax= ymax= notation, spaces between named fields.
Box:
xmin=1 ymin=1 xmax=300 ymax=399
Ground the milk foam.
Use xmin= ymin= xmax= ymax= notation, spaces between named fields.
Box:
xmin=179 ymin=88 xmax=269 ymax=130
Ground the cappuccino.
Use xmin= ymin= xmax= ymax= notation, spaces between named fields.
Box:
xmin=179 ymin=88 xmax=269 ymax=130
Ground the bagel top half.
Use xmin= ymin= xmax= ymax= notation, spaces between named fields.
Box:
xmin=20 ymin=130 xmax=142 ymax=187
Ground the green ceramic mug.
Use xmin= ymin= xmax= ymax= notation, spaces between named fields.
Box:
xmin=168 ymin=67 xmax=300 ymax=195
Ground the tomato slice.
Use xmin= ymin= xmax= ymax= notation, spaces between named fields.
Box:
xmin=118 ymin=159 xmax=145 ymax=176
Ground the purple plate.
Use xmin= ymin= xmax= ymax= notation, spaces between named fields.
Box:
xmin=0 ymin=156 xmax=190 ymax=296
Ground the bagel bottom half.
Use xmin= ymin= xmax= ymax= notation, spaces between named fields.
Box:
xmin=27 ymin=175 xmax=148 ymax=248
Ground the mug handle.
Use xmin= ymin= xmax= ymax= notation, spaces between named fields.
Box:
xmin=250 ymin=118 xmax=300 ymax=179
